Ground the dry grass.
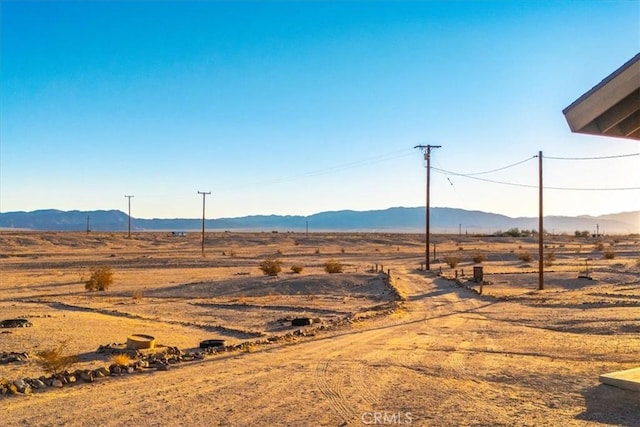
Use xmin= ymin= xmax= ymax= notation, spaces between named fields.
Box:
xmin=35 ymin=341 xmax=79 ymax=375
xmin=111 ymin=353 xmax=131 ymax=366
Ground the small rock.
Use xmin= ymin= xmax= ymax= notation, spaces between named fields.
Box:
xmin=51 ymin=379 xmax=63 ymax=388
xmin=13 ymin=378 xmax=27 ymax=391
xmin=32 ymin=379 xmax=47 ymax=389
xmin=79 ymin=370 xmax=94 ymax=383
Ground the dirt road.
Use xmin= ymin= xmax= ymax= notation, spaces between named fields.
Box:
xmin=3 ymin=264 xmax=639 ymax=426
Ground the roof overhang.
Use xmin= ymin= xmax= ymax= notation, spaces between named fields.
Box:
xmin=563 ymin=53 xmax=640 ymax=141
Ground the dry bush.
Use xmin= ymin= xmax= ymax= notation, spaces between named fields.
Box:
xmin=444 ymin=256 xmax=459 ymax=268
xmin=229 ymin=249 xmax=237 ymax=257
xmin=544 ymin=250 xmax=556 ymax=267
xmin=111 ymin=353 xmax=131 ymax=366
xmin=324 ymin=260 xmax=344 ymax=274
xmin=518 ymin=252 xmax=533 ymax=262
xmin=276 ymin=249 xmax=283 ymax=255
xmin=314 ymin=248 xmax=320 ymax=254
xmin=131 ymin=289 xmax=144 ymax=300
xmin=85 ymin=266 xmax=113 ymax=291
xmin=259 ymin=258 xmax=282 ymax=276
xmin=471 ymin=253 xmax=485 ymax=264
xmin=35 ymin=341 xmax=79 ymax=375
xmin=290 ymin=265 xmax=304 ymax=274
xmin=595 ymin=242 xmax=605 ymax=251
xmin=603 ymin=249 xmax=616 ymax=260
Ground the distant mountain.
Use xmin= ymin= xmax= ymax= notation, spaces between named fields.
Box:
xmin=0 ymin=207 xmax=637 ymax=234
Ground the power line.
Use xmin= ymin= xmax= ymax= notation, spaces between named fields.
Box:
xmin=544 ymin=185 xmax=640 ymax=191
xmin=463 ymin=156 xmax=537 ymax=175
xmin=216 ymin=148 xmax=416 ymax=193
xmin=432 ymin=168 xmax=537 ymax=188
xmin=544 ymin=153 xmax=640 ymax=160
xmin=433 ymin=167 xmax=640 ymax=191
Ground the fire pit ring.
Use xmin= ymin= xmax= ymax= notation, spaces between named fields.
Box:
xmin=126 ymin=334 xmax=156 ymax=350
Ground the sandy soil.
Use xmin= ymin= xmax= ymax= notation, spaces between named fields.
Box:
xmin=1 ymin=231 xmax=639 ymax=426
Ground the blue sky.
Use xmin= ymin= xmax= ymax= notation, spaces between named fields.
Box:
xmin=1 ymin=1 xmax=639 ymax=220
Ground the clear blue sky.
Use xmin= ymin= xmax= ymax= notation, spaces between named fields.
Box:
xmin=1 ymin=1 xmax=639 ymax=220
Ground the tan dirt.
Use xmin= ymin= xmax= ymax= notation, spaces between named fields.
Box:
xmin=1 ymin=231 xmax=639 ymax=426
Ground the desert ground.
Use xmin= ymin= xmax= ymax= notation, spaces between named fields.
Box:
xmin=1 ymin=230 xmax=639 ymax=426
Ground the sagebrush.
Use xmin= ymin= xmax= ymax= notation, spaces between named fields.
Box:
xmin=85 ymin=266 xmax=114 ymax=291
xmin=471 ymin=253 xmax=485 ymax=264
xmin=444 ymin=256 xmax=459 ymax=268
xmin=517 ymin=252 xmax=533 ymax=262
xmin=259 ymin=258 xmax=282 ymax=276
xmin=324 ymin=260 xmax=343 ymax=274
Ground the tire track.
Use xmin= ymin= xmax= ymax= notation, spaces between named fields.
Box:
xmin=315 ymin=359 xmax=354 ymax=423
xmin=355 ymin=361 xmax=378 ymax=406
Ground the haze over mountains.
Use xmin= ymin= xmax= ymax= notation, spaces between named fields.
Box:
xmin=1 ymin=207 xmax=638 ymax=235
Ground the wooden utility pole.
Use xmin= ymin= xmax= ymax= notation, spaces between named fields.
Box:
xmin=125 ymin=195 xmax=134 ymax=238
xmin=538 ymin=151 xmax=544 ymax=290
xmin=198 ymin=191 xmax=211 ymax=255
xmin=415 ymin=144 xmax=441 ymax=270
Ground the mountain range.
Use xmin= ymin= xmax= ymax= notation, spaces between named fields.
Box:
xmin=1 ymin=207 xmax=638 ymax=234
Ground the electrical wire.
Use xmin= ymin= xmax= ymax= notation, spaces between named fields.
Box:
xmin=544 ymin=153 xmax=640 ymax=160
xmin=463 ymin=156 xmax=537 ymax=175
xmin=433 ymin=168 xmax=640 ymax=191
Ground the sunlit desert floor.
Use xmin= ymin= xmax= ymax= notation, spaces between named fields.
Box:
xmin=1 ymin=231 xmax=639 ymax=426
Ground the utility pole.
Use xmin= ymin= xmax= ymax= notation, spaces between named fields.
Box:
xmin=538 ymin=151 xmax=544 ymax=291
xmin=415 ymin=144 xmax=441 ymax=270
xmin=198 ymin=191 xmax=211 ymax=255
xmin=306 ymin=220 xmax=309 ymax=236
xmin=125 ymin=195 xmax=134 ymax=238
xmin=86 ymin=215 xmax=91 ymax=235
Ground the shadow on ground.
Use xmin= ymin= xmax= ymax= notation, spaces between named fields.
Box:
xmin=576 ymin=384 xmax=640 ymax=426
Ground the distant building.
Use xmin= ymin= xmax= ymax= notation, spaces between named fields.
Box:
xmin=171 ymin=231 xmax=187 ymax=237
xmin=563 ymin=53 xmax=640 ymax=141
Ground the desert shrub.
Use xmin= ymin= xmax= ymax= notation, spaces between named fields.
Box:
xmin=635 ymin=258 xmax=640 ymax=268
xmin=544 ymin=250 xmax=556 ymax=267
xmin=85 ymin=266 xmax=114 ymax=291
xmin=595 ymin=242 xmax=604 ymax=251
xmin=340 ymin=247 xmax=345 ymax=254
xmin=575 ymin=230 xmax=590 ymax=238
xmin=444 ymin=256 xmax=459 ymax=268
xmin=603 ymin=250 xmax=616 ymax=260
xmin=229 ymin=249 xmax=237 ymax=257
xmin=314 ymin=248 xmax=320 ymax=254
xmin=259 ymin=258 xmax=282 ymax=276
xmin=471 ymin=253 xmax=485 ymax=264
xmin=276 ymin=249 xmax=283 ymax=255
xmin=517 ymin=252 xmax=533 ymax=262
xmin=131 ymin=289 xmax=144 ymax=300
xmin=502 ymin=228 xmax=523 ymax=238
xmin=35 ymin=341 xmax=79 ymax=375
xmin=324 ymin=260 xmax=344 ymax=274
xmin=290 ymin=265 xmax=304 ymax=274
xmin=111 ymin=353 xmax=131 ymax=366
